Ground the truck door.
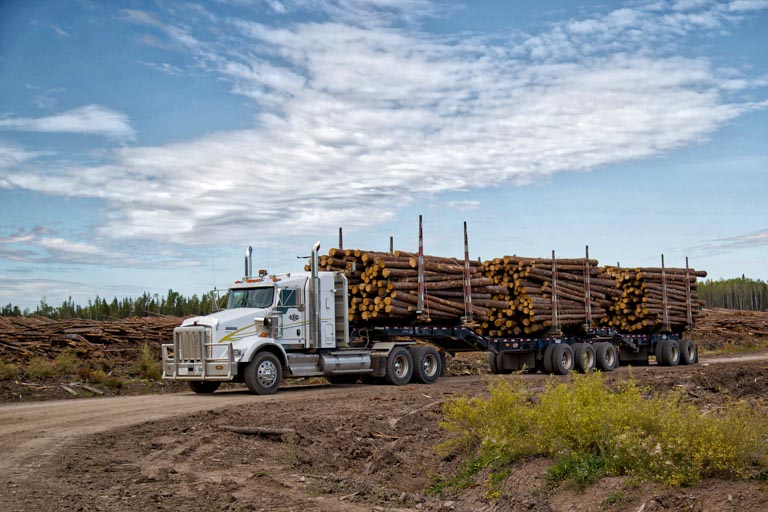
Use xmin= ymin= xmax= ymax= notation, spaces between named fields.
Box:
xmin=275 ymin=287 xmax=306 ymax=349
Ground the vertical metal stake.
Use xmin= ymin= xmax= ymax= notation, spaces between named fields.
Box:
xmin=416 ymin=215 xmax=425 ymax=317
xmin=584 ymin=245 xmax=593 ymax=330
xmin=463 ymin=221 xmax=473 ymax=323
xmin=661 ymin=254 xmax=670 ymax=332
xmin=551 ymin=250 xmax=560 ymax=333
xmin=685 ymin=256 xmax=693 ymax=329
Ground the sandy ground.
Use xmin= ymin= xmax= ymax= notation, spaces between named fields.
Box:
xmin=1 ymin=353 xmax=767 ymax=512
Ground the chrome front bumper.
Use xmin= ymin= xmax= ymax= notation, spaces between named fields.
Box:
xmin=162 ymin=326 xmax=235 ymax=381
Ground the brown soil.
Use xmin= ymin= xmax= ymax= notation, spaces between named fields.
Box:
xmin=1 ymin=353 xmax=766 ymax=512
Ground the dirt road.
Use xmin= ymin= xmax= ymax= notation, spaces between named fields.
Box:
xmin=2 ymin=353 xmax=767 ymax=512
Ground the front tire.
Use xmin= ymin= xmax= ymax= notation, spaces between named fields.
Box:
xmin=385 ymin=346 xmax=413 ymax=385
xmin=244 ymin=352 xmax=282 ymax=395
xmin=188 ymin=381 xmax=220 ymax=394
xmin=410 ymin=346 xmax=441 ymax=384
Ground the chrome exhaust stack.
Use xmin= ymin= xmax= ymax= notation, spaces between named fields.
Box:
xmin=244 ymin=245 xmax=253 ymax=278
xmin=310 ymin=241 xmax=321 ymax=348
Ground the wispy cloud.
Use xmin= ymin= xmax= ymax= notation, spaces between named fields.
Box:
xmin=695 ymin=228 xmax=768 ymax=254
xmin=0 ymin=105 xmax=135 ymax=141
xmin=446 ymin=200 xmax=482 ymax=212
xmin=1 ymin=0 xmax=766 ymax=247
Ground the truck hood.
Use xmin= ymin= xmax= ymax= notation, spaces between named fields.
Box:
xmin=182 ymin=308 xmax=270 ymax=343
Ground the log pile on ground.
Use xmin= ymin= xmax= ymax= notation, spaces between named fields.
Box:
xmin=478 ymin=256 xmax=623 ymax=337
xmin=311 ymin=248 xmax=506 ymax=322
xmin=0 ymin=316 xmax=183 ymax=363
xmin=601 ymin=266 xmax=706 ymax=332
xmin=692 ymin=308 xmax=768 ymax=350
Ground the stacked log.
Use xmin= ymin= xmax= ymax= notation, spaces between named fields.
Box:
xmin=477 ymin=256 xmax=623 ymax=337
xmin=0 ymin=316 xmax=183 ymax=363
xmin=601 ymin=266 xmax=706 ymax=332
xmin=309 ymin=248 xmax=504 ymax=323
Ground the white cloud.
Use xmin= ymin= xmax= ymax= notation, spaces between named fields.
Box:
xmin=1 ymin=0 xmax=766 ymax=247
xmin=729 ymin=0 xmax=768 ymax=11
xmin=696 ymin=228 xmax=768 ymax=254
xmin=0 ymin=105 xmax=135 ymax=140
xmin=446 ymin=200 xmax=482 ymax=212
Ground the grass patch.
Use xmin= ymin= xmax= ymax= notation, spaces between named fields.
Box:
xmin=440 ymin=372 xmax=768 ymax=492
xmin=24 ymin=357 xmax=56 ymax=379
xmin=130 ymin=343 xmax=162 ymax=380
xmin=701 ymin=338 xmax=768 ymax=355
xmin=77 ymin=368 xmax=124 ymax=389
xmin=0 ymin=361 xmax=19 ymax=380
xmin=54 ymin=348 xmax=82 ymax=375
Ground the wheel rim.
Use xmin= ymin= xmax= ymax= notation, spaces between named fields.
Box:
xmin=257 ymin=360 xmax=278 ymax=388
xmin=685 ymin=344 xmax=695 ymax=360
xmin=584 ymin=350 xmax=595 ymax=369
xmin=562 ymin=350 xmax=573 ymax=370
xmin=605 ymin=348 xmax=615 ymax=367
xmin=422 ymin=353 xmax=438 ymax=377
xmin=394 ymin=354 xmax=410 ymax=378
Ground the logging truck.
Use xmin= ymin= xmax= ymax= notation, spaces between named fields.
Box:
xmin=162 ymin=241 xmax=698 ymax=395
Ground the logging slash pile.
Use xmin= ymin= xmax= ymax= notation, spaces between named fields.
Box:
xmin=311 ymin=248 xmax=706 ymax=337
xmin=0 ymin=316 xmax=181 ymax=363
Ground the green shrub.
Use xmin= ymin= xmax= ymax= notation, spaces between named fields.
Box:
xmin=0 ymin=361 xmax=19 ymax=380
xmin=79 ymin=368 xmax=124 ymax=389
xmin=439 ymin=372 xmax=768 ymax=492
xmin=54 ymin=348 xmax=82 ymax=375
xmin=24 ymin=357 xmax=56 ymax=379
xmin=130 ymin=343 xmax=162 ymax=380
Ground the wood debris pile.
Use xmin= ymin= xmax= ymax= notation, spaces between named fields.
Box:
xmin=0 ymin=316 xmax=182 ymax=363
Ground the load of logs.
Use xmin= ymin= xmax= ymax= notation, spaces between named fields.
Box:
xmin=309 ymin=248 xmax=505 ymax=323
xmin=310 ymin=248 xmax=706 ymax=337
xmin=602 ymin=266 xmax=707 ymax=332
xmin=0 ymin=316 xmax=183 ymax=363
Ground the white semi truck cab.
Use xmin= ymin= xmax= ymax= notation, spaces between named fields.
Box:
xmin=162 ymin=242 xmax=443 ymax=394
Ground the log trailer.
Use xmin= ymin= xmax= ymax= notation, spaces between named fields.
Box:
xmin=162 ymin=238 xmax=699 ymax=395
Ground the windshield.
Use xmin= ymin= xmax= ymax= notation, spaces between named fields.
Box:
xmin=227 ymin=287 xmax=275 ymax=309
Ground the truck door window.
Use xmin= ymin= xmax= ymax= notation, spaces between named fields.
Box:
xmin=277 ymin=288 xmax=297 ymax=313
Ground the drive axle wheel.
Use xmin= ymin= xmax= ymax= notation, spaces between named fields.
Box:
xmin=244 ymin=352 xmax=282 ymax=395
xmin=385 ymin=346 xmax=414 ymax=385
xmin=410 ymin=346 xmax=441 ymax=384
xmin=662 ymin=339 xmax=680 ymax=366
xmin=188 ymin=381 xmax=220 ymax=394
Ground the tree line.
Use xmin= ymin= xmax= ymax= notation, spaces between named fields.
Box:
xmin=697 ymin=276 xmax=768 ymax=311
xmin=1 ymin=289 xmax=228 ymax=320
xmin=1 ymin=277 xmax=765 ymax=319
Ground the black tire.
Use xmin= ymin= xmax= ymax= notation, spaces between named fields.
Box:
xmin=595 ymin=342 xmax=617 ymax=372
xmin=542 ymin=344 xmax=556 ymax=374
xmin=488 ymin=352 xmax=501 ymax=374
xmin=326 ymin=374 xmax=360 ymax=385
xmin=244 ymin=352 xmax=282 ymax=395
xmin=411 ymin=346 xmax=441 ymax=384
xmin=188 ymin=381 xmax=220 ymax=394
xmin=680 ymin=339 xmax=696 ymax=365
xmin=574 ymin=343 xmax=596 ymax=373
xmin=385 ymin=346 xmax=413 ymax=385
xmin=551 ymin=344 xmax=574 ymax=375
xmin=662 ymin=339 xmax=680 ymax=366
xmin=655 ymin=340 xmax=667 ymax=366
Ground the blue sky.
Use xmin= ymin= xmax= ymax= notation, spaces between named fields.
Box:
xmin=0 ymin=0 xmax=766 ymax=310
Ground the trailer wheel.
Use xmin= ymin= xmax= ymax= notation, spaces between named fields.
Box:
xmin=411 ymin=346 xmax=441 ymax=384
xmin=679 ymin=339 xmax=696 ymax=365
xmin=662 ymin=339 xmax=680 ymax=366
xmin=488 ymin=352 xmax=501 ymax=374
xmin=574 ymin=343 xmax=596 ymax=373
xmin=187 ymin=381 xmax=220 ymax=394
xmin=551 ymin=344 xmax=574 ymax=375
xmin=385 ymin=346 xmax=414 ymax=385
xmin=542 ymin=344 xmax=556 ymax=374
xmin=244 ymin=352 xmax=282 ymax=395
xmin=595 ymin=342 xmax=617 ymax=372
xmin=655 ymin=340 xmax=667 ymax=366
